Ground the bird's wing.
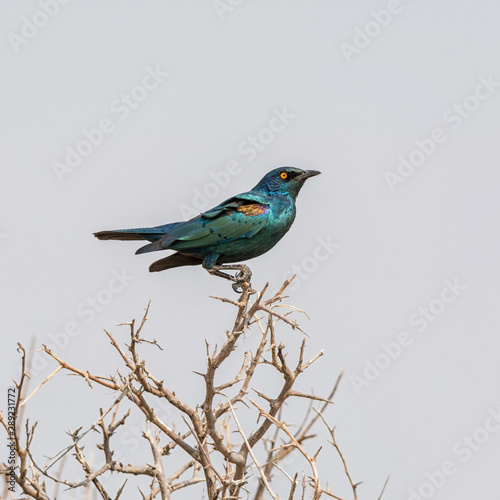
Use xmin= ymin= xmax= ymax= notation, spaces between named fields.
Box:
xmin=136 ymin=193 xmax=270 ymax=254
xmin=170 ymin=194 xmax=271 ymax=247
xmin=201 ymin=192 xmax=269 ymax=218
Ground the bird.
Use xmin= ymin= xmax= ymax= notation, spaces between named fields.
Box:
xmin=94 ymin=167 xmax=320 ymax=290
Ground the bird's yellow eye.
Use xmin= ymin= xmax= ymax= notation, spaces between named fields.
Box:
xmin=280 ymin=172 xmax=288 ymax=180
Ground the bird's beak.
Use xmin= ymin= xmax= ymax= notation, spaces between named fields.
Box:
xmin=297 ymin=170 xmax=321 ymax=181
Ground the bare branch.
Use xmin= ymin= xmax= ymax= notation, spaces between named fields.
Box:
xmin=143 ymin=422 xmax=171 ymax=500
xmin=1 ymin=277 xmax=378 ymax=500
xmin=377 ymin=475 xmax=390 ymax=500
xmin=314 ymin=408 xmax=360 ymax=500
xmin=20 ymin=366 xmax=63 ymax=407
xmin=249 ymin=398 xmax=322 ymax=500
xmin=226 ymin=398 xmax=279 ymax=500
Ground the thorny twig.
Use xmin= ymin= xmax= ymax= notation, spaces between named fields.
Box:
xmin=1 ymin=276 xmax=381 ymax=500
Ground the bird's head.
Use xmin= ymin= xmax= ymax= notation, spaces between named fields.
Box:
xmin=254 ymin=167 xmax=321 ymax=199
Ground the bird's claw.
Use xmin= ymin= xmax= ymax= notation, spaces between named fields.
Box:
xmin=232 ymin=281 xmax=257 ymax=295
xmin=232 ymin=266 xmax=256 ymax=295
xmin=234 ymin=266 xmax=251 ymax=283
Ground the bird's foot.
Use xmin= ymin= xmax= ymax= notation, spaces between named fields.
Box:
xmin=208 ymin=264 xmax=256 ymax=295
xmin=232 ymin=265 xmax=256 ymax=295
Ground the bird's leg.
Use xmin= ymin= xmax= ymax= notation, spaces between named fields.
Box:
xmin=207 ymin=264 xmax=255 ymax=294
xmin=207 ymin=265 xmax=239 ymax=282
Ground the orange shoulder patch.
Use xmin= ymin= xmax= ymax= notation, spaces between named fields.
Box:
xmin=236 ymin=204 xmax=268 ymax=217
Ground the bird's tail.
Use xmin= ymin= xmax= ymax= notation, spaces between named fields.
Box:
xmin=94 ymin=230 xmax=146 ymax=241
xmin=94 ymin=223 xmax=181 ymax=243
